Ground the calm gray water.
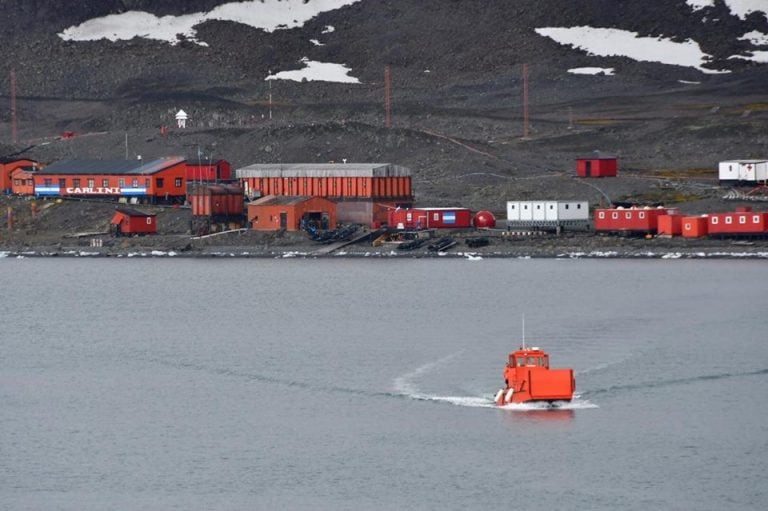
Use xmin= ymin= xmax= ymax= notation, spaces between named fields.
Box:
xmin=2 ymin=257 xmax=767 ymax=510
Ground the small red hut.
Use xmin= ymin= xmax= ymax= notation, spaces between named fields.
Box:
xmin=576 ymin=152 xmax=617 ymax=178
xmin=111 ymin=208 xmax=157 ymax=236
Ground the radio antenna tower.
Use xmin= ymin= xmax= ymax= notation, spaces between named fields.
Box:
xmin=10 ymin=69 xmax=18 ymax=144
xmin=522 ymin=63 xmax=529 ymax=139
xmin=384 ymin=64 xmax=392 ymax=128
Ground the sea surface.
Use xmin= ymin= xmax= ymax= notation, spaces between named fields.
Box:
xmin=2 ymin=257 xmax=767 ymax=511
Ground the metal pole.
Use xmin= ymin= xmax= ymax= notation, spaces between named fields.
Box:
xmin=384 ymin=65 xmax=392 ymax=128
xmin=10 ymin=69 xmax=18 ymax=144
xmin=522 ymin=63 xmax=529 ymax=139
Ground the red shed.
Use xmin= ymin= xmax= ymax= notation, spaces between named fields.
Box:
xmin=111 ymin=208 xmax=157 ymax=235
xmin=186 ymin=159 xmax=232 ymax=182
xmin=682 ymin=216 xmax=708 ymax=238
xmin=576 ymin=152 xmax=617 ymax=177
xmin=594 ymin=207 xmax=676 ymax=233
xmin=388 ymin=207 xmax=472 ymax=229
xmin=708 ymin=210 xmax=768 ymax=235
xmin=247 ymin=195 xmax=337 ymax=232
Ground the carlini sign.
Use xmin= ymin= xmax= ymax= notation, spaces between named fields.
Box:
xmin=66 ymin=187 xmax=121 ymax=194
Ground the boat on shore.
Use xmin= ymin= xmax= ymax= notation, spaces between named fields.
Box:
xmin=494 ymin=345 xmax=575 ymax=405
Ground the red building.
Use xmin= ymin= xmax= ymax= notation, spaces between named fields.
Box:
xmin=576 ymin=152 xmax=618 ymax=177
xmin=189 ymin=183 xmax=244 ymax=217
xmin=1 ymin=158 xmax=38 ymax=193
xmin=111 ymin=208 xmax=157 ymax=235
xmin=236 ymin=163 xmax=412 ymax=200
xmin=682 ymin=216 xmax=709 ymax=238
xmin=707 ymin=208 xmax=768 ymax=235
xmin=594 ymin=207 xmax=677 ymax=233
xmin=657 ymin=214 xmax=683 ymax=236
xmin=388 ymin=207 xmax=473 ymax=229
xmin=186 ymin=159 xmax=232 ymax=182
xmin=11 ymin=167 xmax=35 ymax=195
xmin=32 ymin=157 xmax=187 ymax=202
xmin=247 ymin=195 xmax=337 ymax=232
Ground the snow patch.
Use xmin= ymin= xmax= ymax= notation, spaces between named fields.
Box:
xmin=678 ymin=79 xmax=702 ymax=84
xmin=266 ymin=57 xmax=361 ymax=83
xmin=740 ymin=30 xmax=768 ymax=45
xmin=535 ymin=26 xmax=729 ymax=74
xmin=59 ymin=0 xmax=360 ymax=46
xmin=568 ymin=66 xmax=615 ymax=75
xmin=730 ymin=50 xmax=768 ymax=62
xmin=687 ymin=0 xmax=768 ymax=20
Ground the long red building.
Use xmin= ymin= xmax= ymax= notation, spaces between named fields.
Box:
xmin=235 ymin=163 xmax=412 ymax=200
xmin=32 ymin=157 xmax=187 ymax=202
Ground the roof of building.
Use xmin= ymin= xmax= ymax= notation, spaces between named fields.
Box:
xmin=0 ymin=157 xmax=37 ymax=165
xmin=236 ymin=163 xmax=410 ymax=178
xmin=114 ymin=207 xmax=156 ymax=217
xmin=38 ymin=157 xmax=186 ymax=175
xmin=576 ymin=151 xmax=617 ymax=161
xmin=249 ymin=195 xmax=332 ymax=206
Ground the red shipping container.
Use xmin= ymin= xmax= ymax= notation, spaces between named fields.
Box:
xmin=708 ymin=212 xmax=768 ymax=235
xmin=657 ymin=214 xmax=683 ymax=236
xmin=388 ymin=207 xmax=472 ymax=229
xmin=682 ymin=216 xmax=708 ymax=238
xmin=594 ymin=207 xmax=671 ymax=233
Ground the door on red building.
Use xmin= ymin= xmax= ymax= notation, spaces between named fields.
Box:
xmin=585 ymin=161 xmax=592 ymax=177
xmin=280 ymin=212 xmax=287 ymax=229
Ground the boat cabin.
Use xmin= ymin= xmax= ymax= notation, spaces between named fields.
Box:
xmin=509 ymin=347 xmax=549 ymax=369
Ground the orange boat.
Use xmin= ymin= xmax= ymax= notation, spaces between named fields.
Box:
xmin=494 ymin=345 xmax=575 ymax=405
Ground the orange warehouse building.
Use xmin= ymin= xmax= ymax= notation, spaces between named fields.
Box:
xmin=32 ymin=157 xmax=187 ymax=202
xmin=236 ymin=163 xmax=413 ymax=201
xmin=247 ymin=195 xmax=337 ymax=232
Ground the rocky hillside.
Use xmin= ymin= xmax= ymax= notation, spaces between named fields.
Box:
xmin=1 ymin=0 xmax=767 ymax=211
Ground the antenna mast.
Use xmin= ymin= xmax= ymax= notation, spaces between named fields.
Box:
xmin=384 ymin=64 xmax=392 ymax=128
xmin=521 ymin=313 xmax=526 ymax=349
xmin=522 ymin=63 xmax=529 ymax=139
xmin=10 ymin=68 xmax=18 ymax=144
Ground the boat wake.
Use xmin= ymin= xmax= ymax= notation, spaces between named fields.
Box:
xmin=582 ymin=368 xmax=768 ymax=398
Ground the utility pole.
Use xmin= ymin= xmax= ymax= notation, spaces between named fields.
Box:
xmin=10 ymin=69 xmax=18 ymax=144
xmin=384 ymin=64 xmax=392 ymax=128
xmin=268 ymin=71 xmax=273 ymax=120
xmin=522 ymin=63 xmax=529 ymax=139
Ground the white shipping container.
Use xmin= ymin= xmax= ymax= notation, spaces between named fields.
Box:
xmin=557 ymin=201 xmax=589 ymax=221
xmin=532 ymin=201 xmax=547 ymax=221
xmin=719 ymin=161 xmax=739 ymax=181
xmin=719 ymin=160 xmax=768 ymax=182
xmin=520 ymin=202 xmax=533 ymax=221
xmin=544 ymin=201 xmax=559 ymax=221
xmin=506 ymin=201 xmax=521 ymax=221
xmin=741 ymin=160 xmax=768 ymax=182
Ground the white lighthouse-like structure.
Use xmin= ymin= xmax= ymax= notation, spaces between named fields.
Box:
xmin=176 ymin=109 xmax=188 ymax=129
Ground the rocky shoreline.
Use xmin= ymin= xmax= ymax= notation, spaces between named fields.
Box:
xmin=3 ymin=232 xmax=768 ymax=259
